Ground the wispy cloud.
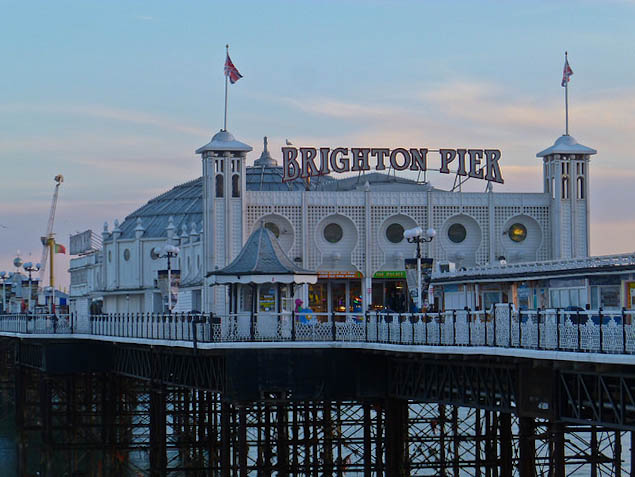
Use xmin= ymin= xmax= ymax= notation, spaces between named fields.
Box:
xmin=0 ymin=104 xmax=209 ymax=137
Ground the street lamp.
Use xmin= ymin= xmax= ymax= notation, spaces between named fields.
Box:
xmin=0 ymin=271 xmax=12 ymax=314
xmin=404 ymin=227 xmax=436 ymax=310
xmin=22 ymin=262 xmax=41 ymax=313
xmin=155 ymin=245 xmax=180 ymax=312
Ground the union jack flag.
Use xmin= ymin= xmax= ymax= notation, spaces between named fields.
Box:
xmin=224 ymin=53 xmax=243 ymax=84
xmin=561 ymin=55 xmax=573 ymax=87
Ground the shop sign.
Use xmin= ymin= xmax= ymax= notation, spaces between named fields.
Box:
xmin=373 ymin=271 xmax=406 ymax=279
xmin=282 ymin=147 xmax=504 ymax=184
xmin=317 ymin=271 xmax=363 ymax=279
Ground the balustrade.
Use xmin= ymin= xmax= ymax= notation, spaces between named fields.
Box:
xmin=1 ymin=307 xmax=635 ymax=355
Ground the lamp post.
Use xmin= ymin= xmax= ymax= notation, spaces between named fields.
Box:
xmin=23 ymin=262 xmax=41 ymax=313
xmin=156 ymin=245 xmax=180 ymax=312
xmin=0 ymin=271 xmax=10 ymax=314
xmin=404 ymin=227 xmax=436 ymax=310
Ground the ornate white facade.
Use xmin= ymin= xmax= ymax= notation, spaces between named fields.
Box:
xmin=69 ymin=128 xmax=597 ymax=318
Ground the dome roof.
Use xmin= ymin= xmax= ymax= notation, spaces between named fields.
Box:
xmin=196 ymin=129 xmax=253 ymax=154
xmin=106 ymin=178 xmax=203 ymax=240
xmin=536 ymin=135 xmax=597 ymax=157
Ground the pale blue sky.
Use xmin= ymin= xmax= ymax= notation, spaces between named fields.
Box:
xmin=1 ymin=0 xmax=635 ymax=286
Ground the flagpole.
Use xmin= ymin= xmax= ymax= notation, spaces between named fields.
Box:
xmin=565 ymin=51 xmax=569 ymax=136
xmin=224 ymin=44 xmax=229 ymax=131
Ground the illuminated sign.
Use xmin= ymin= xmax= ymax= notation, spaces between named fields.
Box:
xmin=317 ymin=271 xmax=363 ymax=279
xmin=373 ymin=271 xmax=406 ymax=279
xmin=281 ymin=147 xmax=504 ymax=184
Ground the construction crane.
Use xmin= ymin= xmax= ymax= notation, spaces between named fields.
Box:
xmin=39 ymin=175 xmax=64 ymax=290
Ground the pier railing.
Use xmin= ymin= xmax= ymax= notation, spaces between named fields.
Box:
xmin=0 ymin=313 xmax=73 ymax=334
xmin=2 ymin=307 xmax=635 ymax=354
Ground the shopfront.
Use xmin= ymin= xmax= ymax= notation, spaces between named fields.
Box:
xmin=308 ymin=271 xmax=363 ymax=315
xmin=371 ymin=271 xmax=408 ymax=312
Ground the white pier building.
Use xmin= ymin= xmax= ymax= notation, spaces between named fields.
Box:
xmin=69 ymin=120 xmax=598 ymax=318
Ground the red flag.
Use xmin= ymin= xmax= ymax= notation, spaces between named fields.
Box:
xmin=224 ymin=53 xmax=243 ymax=84
xmin=561 ymin=55 xmax=573 ymax=87
xmin=54 ymin=243 xmax=66 ymax=254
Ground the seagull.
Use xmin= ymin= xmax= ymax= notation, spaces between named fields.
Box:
xmin=285 ymin=139 xmax=293 ymax=146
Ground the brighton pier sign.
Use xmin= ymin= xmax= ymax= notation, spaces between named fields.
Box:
xmin=281 ymin=147 xmax=504 ymax=184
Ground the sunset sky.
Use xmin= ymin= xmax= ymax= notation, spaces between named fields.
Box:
xmin=1 ymin=0 xmax=634 ymax=287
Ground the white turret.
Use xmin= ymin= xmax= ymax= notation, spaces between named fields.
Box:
xmin=196 ymin=129 xmax=252 ymax=313
xmin=537 ymin=134 xmax=596 ymax=258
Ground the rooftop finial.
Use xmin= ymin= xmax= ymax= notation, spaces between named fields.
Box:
xmin=264 ymin=136 xmax=268 ymax=152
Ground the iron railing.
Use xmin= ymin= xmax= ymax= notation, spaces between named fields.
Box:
xmin=2 ymin=306 xmax=635 ymax=355
xmin=0 ymin=313 xmax=73 ymax=334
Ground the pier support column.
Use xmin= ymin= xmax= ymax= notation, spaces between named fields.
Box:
xmin=500 ymin=412 xmax=513 ymax=477
xmin=14 ymin=365 xmax=26 ymax=477
xmin=149 ymin=385 xmax=167 ymax=477
xmin=385 ymin=398 xmax=409 ymax=477
xmin=550 ymin=421 xmax=565 ymax=477
xmin=518 ymin=416 xmax=536 ymax=477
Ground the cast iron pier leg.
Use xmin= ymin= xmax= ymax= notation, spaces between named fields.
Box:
xmin=385 ymin=398 xmax=408 ymax=477
xmin=500 ymin=412 xmax=513 ymax=477
xmin=518 ymin=416 xmax=536 ymax=477
xmin=149 ymin=384 xmax=167 ymax=477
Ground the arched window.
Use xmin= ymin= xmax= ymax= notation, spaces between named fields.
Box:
xmin=561 ymin=177 xmax=569 ymax=199
xmin=232 ymin=174 xmax=240 ymax=198
xmin=215 ymin=174 xmax=224 ymax=198
xmin=577 ymin=177 xmax=585 ymax=199
xmin=551 ymin=177 xmax=555 ymax=199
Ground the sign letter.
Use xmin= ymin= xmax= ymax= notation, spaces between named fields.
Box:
xmin=300 ymin=147 xmax=320 ymax=179
xmin=351 ymin=148 xmax=371 ymax=171
xmin=371 ymin=148 xmax=390 ymax=171
xmin=484 ymin=149 xmax=504 ymax=184
xmin=282 ymin=147 xmax=300 ymax=182
xmin=330 ymin=148 xmax=350 ymax=173
xmin=409 ymin=148 xmax=428 ymax=171
xmin=439 ymin=149 xmax=457 ymax=174
xmin=390 ymin=148 xmax=411 ymax=171
xmin=468 ymin=149 xmax=484 ymax=179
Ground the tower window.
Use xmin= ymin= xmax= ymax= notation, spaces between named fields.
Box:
xmin=561 ymin=177 xmax=569 ymax=199
xmin=577 ymin=177 xmax=585 ymax=199
xmin=216 ymin=174 xmax=224 ymax=198
xmin=551 ymin=178 xmax=555 ymax=199
xmin=232 ymin=174 xmax=240 ymax=198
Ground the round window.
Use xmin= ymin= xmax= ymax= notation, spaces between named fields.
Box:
xmin=323 ymin=223 xmax=343 ymax=243
xmin=264 ymin=222 xmax=280 ymax=238
xmin=448 ymin=223 xmax=467 ymax=243
xmin=386 ymin=223 xmax=404 ymax=243
xmin=508 ymin=223 xmax=527 ymax=243
xmin=123 ymin=249 xmax=131 ymax=261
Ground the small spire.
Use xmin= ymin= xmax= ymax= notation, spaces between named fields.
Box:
xmin=253 ymin=136 xmax=278 ymax=167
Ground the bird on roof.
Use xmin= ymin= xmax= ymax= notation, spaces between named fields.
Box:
xmin=285 ymin=139 xmax=293 ymax=146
